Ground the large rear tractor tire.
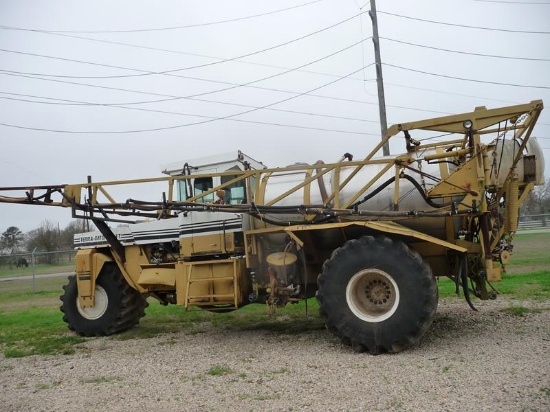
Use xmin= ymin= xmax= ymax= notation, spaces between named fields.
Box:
xmin=60 ymin=264 xmax=148 ymax=336
xmin=317 ymin=236 xmax=438 ymax=354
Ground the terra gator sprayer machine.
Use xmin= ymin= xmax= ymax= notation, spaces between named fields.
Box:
xmin=0 ymin=100 xmax=545 ymax=354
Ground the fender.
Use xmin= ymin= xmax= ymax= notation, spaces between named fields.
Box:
xmin=75 ymin=249 xmax=112 ymax=308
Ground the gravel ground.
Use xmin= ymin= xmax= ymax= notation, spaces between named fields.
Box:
xmin=1 ymin=299 xmax=549 ymax=412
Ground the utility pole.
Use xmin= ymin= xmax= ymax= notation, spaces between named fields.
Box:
xmin=369 ymin=0 xmax=390 ymax=156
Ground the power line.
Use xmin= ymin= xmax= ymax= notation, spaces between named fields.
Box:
xmin=0 ymin=94 xmax=377 ymax=135
xmin=362 ymin=79 xmax=550 ymax=126
xmin=0 ymin=69 xmax=450 ymax=117
xmin=0 ymin=36 xmax=369 ymax=109
xmin=12 ymin=1 xmax=322 ymax=33
xmin=0 ymin=64 xmax=375 ymax=134
xmin=364 ymin=79 xmax=518 ymax=104
xmin=377 ymin=10 xmax=550 ymax=34
xmin=0 ymin=37 xmax=368 ymax=92
xmin=380 ymin=37 xmax=550 ymax=62
xmin=0 ymin=117 xmax=375 ymax=137
xmin=9 ymin=33 xmax=519 ymax=118
xmin=0 ymin=10 xmax=368 ymax=78
xmin=474 ymin=0 xmax=550 ymax=4
xmin=384 ymin=63 xmax=550 ymax=89
xmin=2 ymin=22 xmax=364 ymax=83
xmin=2 ymin=24 xmax=545 ymax=115
xmin=0 ymin=43 xmax=371 ymax=84
xmin=0 ymin=91 xmax=379 ymax=124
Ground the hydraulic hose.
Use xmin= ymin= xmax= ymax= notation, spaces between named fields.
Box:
xmin=460 ymin=254 xmax=478 ymax=311
xmin=349 ymin=174 xmax=457 ymax=210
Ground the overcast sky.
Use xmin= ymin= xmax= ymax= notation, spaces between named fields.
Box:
xmin=1 ymin=0 xmax=549 ymax=234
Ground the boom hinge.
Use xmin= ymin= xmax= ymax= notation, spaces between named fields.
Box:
xmin=92 ymin=219 xmax=126 ymax=263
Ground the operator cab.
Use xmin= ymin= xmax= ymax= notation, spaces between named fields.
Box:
xmin=162 ymin=151 xmax=266 ymax=257
xmin=162 ymin=150 xmax=266 ymax=204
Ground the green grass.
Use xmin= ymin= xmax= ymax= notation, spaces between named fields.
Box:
xmin=0 ymin=306 xmax=86 ymax=358
xmin=500 ymin=306 xmax=545 ymax=316
xmin=0 ymin=232 xmax=548 ymax=359
xmin=114 ymin=298 xmax=323 ymax=342
xmin=506 ymin=232 xmax=550 ymax=274
xmin=438 ymin=271 xmax=550 ymax=300
xmin=207 ymin=364 xmax=234 ymax=376
xmin=0 ymin=262 xmax=74 ymax=278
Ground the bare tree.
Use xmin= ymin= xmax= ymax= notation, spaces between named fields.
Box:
xmin=26 ymin=220 xmax=63 ymax=264
xmin=61 ymin=220 xmax=90 ymax=249
xmin=523 ymin=179 xmax=550 ymax=226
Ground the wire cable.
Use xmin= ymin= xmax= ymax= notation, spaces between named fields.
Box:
xmin=0 ymin=10 xmax=368 ymax=77
xmin=474 ymin=0 xmax=550 ymax=4
xmin=0 ymin=37 xmax=370 ymax=111
xmin=377 ymin=10 xmax=550 ymax=34
xmin=2 ymin=24 xmax=364 ymax=83
xmin=0 ymin=69 xmax=452 ymax=117
xmin=12 ymin=1 xmax=322 ymax=33
xmin=381 ymin=37 xmax=550 ymax=62
xmin=0 ymin=64 xmax=374 ymax=134
xmin=0 ymin=91 xmax=379 ymax=124
xmin=0 ymin=38 xmax=369 ymax=103
xmin=2 ymin=44 xmax=543 ymax=117
xmin=384 ymin=63 xmax=550 ymax=89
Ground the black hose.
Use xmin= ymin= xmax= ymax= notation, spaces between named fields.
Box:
xmin=461 ymin=254 xmax=478 ymax=311
xmin=349 ymin=174 xmax=456 ymax=210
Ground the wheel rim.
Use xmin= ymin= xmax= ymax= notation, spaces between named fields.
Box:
xmin=76 ymin=285 xmax=108 ymax=320
xmin=346 ymin=268 xmax=400 ymax=323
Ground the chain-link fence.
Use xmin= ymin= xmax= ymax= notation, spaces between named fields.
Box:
xmin=0 ymin=249 xmax=77 ymax=271
xmin=519 ymin=213 xmax=549 ymax=230
xmin=0 ymin=250 xmax=77 ymax=294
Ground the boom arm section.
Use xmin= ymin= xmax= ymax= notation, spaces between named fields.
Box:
xmin=0 ymin=100 xmax=544 ymax=228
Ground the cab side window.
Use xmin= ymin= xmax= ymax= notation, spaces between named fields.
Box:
xmin=221 ymin=175 xmax=247 ymax=204
xmin=194 ymin=177 xmax=214 ymax=202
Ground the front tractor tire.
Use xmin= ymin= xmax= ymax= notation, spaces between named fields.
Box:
xmin=60 ymin=264 xmax=147 ymax=337
xmin=317 ymin=236 xmax=438 ymax=354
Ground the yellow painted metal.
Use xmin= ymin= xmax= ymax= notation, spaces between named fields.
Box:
xmin=455 ymin=239 xmax=482 ymax=254
xmin=181 ymin=258 xmax=245 ymax=309
xmin=138 ymin=265 xmax=176 ymax=287
xmin=257 ymin=171 xmax=272 ymax=205
xmin=505 ymin=179 xmax=519 ymax=233
xmin=114 ymin=245 xmax=148 ymax=293
xmin=427 ymin=155 xmax=480 ymax=197
xmin=424 ymin=148 xmax=470 ymax=162
xmin=389 ymin=100 xmax=543 ymax=135
xmin=75 ymin=249 xmax=112 ymax=308
xmin=75 ymin=249 xmax=95 ymax=308
xmin=359 ymin=221 xmax=468 ymax=253
xmin=486 ymin=259 xmax=502 ymax=282
xmin=185 ymin=233 xmax=223 ymax=256
xmin=281 ymin=220 xmax=467 ymax=253
xmin=62 ymin=185 xmax=80 ymax=205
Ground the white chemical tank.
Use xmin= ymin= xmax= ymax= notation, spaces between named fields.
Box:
xmin=260 ymin=138 xmax=545 ymax=236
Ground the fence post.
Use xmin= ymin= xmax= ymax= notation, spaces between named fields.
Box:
xmin=31 ymin=248 xmax=37 ymax=293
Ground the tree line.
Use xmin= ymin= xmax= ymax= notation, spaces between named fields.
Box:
xmin=523 ymin=179 xmax=550 ymax=216
xmin=0 ymin=220 xmax=89 ymax=258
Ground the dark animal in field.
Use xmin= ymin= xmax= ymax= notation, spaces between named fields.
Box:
xmin=16 ymin=257 xmax=28 ymax=268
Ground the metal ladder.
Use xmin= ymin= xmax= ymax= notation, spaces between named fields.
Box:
xmin=183 ymin=259 xmax=239 ymax=310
